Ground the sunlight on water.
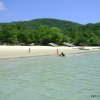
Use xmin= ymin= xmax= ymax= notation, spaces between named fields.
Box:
xmin=0 ymin=52 xmax=100 ymax=100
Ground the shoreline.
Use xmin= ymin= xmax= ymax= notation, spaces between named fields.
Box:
xmin=0 ymin=46 xmax=100 ymax=59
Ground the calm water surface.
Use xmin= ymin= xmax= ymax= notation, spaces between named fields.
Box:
xmin=0 ymin=52 xmax=100 ymax=100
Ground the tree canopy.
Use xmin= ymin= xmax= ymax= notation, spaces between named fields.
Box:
xmin=0 ymin=18 xmax=100 ymax=46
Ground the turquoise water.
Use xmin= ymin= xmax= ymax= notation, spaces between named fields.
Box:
xmin=0 ymin=52 xmax=100 ymax=100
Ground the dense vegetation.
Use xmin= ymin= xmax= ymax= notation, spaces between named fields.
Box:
xmin=0 ymin=18 xmax=100 ymax=46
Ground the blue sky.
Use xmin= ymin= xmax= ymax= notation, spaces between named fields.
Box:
xmin=0 ymin=0 xmax=100 ymax=24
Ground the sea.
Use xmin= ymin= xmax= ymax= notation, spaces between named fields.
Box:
xmin=0 ymin=51 xmax=100 ymax=100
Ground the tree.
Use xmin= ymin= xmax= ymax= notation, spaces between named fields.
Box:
xmin=17 ymin=29 xmax=33 ymax=45
xmin=8 ymin=29 xmax=19 ymax=44
xmin=49 ymin=27 xmax=64 ymax=44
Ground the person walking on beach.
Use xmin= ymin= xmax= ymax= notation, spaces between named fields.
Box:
xmin=29 ymin=48 xmax=30 ymax=53
xmin=57 ymin=49 xmax=58 ymax=54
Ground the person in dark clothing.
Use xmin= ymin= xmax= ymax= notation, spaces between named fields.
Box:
xmin=61 ymin=52 xmax=65 ymax=56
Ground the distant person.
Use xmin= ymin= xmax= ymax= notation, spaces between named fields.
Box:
xmin=61 ymin=52 xmax=65 ymax=56
xmin=57 ymin=49 xmax=59 ymax=53
xmin=58 ymin=52 xmax=65 ymax=57
xmin=29 ymin=48 xmax=30 ymax=53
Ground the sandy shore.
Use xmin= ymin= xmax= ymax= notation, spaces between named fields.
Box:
xmin=0 ymin=46 xmax=100 ymax=59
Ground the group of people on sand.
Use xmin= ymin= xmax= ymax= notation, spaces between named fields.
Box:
xmin=57 ymin=49 xmax=65 ymax=57
xmin=28 ymin=48 xmax=65 ymax=57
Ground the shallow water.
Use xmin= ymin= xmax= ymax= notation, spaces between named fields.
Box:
xmin=0 ymin=52 xmax=100 ymax=100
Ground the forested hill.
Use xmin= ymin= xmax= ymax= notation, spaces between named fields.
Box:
xmin=0 ymin=18 xmax=100 ymax=46
xmin=12 ymin=18 xmax=81 ymax=30
xmin=30 ymin=18 xmax=81 ymax=29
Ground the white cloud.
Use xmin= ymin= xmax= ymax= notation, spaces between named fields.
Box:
xmin=0 ymin=1 xmax=6 ymax=10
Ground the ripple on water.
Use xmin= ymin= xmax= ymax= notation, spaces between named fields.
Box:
xmin=0 ymin=52 xmax=100 ymax=100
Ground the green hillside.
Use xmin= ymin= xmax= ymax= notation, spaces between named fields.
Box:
xmin=0 ymin=18 xmax=100 ymax=46
xmin=11 ymin=18 xmax=81 ymax=30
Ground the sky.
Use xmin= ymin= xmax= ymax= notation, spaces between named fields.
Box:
xmin=0 ymin=0 xmax=100 ymax=24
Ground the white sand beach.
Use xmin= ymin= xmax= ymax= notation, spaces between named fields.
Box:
xmin=0 ymin=46 xmax=100 ymax=59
